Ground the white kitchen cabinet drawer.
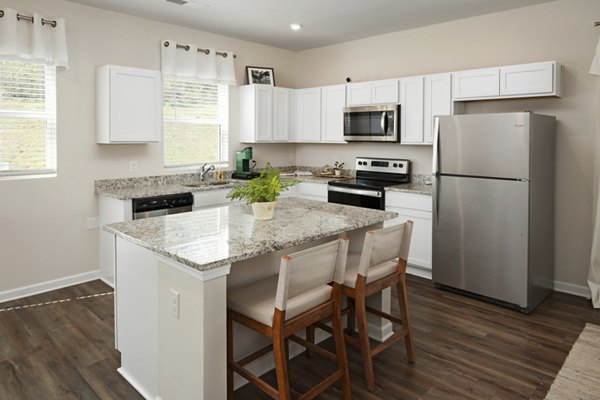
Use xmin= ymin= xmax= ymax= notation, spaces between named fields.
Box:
xmin=452 ymin=67 xmax=500 ymax=100
xmin=295 ymin=182 xmax=328 ymax=201
xmin=500 ymin=61 xmax=559 ymax=97
xmin=386 ymin=191 xmax=432 ymax=212
xmin=97 ymin=65 xmax=162 ymax=144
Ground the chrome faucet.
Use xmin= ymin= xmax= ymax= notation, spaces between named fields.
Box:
xmin=200 ymin=163 xmax=215 ymax=182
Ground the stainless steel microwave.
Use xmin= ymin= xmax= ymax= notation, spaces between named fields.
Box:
xmin=343 ymin=104 xmax=400 ymax=142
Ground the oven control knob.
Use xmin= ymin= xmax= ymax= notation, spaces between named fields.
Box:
xmin=399 ymin=163 xmax=404 ymax=168
xmin=358 ymin=161 xmax=363 ymax=166
xmin=393 ymin=163 xmax=398 ymax=168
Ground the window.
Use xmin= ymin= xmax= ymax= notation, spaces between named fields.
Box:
xmin=163 ymin=78 xmax=229 ymax=168
xmin=0 ymin=60 xmax=57 ymax=177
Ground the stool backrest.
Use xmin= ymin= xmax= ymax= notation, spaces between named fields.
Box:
xmin=357 ymin=221 xmax=413 ymax=278
xmin=275 ymin=238 xmax=349 ymax=312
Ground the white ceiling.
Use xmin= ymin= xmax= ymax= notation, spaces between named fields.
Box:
xmin=66 ymin=0 xmax=554 ymax=51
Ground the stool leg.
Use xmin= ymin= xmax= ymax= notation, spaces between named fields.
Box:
xmin=332 ymin=288 xmax=351 ymax=399
xmin=305 ymin=326 xmax=315 ymax=358
xmin=397 ymin=279 xmax=415 ymax=363
xmin=273 ymin=310 xmax=291 ymax=400
xmin=356 ymin=292 xmax=375 ymax=392
xmin=346 ymin=297 xmax=355 ymax=336
xmin=227 ymin=314 xmax=234 ymax=400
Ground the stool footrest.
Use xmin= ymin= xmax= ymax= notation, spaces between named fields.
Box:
xmin=289 ymin=334 xmax=337 ymax=362
xmin=298 ymin=370 xmax=344 ymax=400
xmin=229 ymin=361 xmax=279 ymax=399
xmin=237 ymin=343 xmax=274 ymax=367
xmin=365 ymin=305 xmax=404 ymax=325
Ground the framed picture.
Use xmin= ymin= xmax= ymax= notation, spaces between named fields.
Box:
xmin=246 ymin=66 xmax=275 ymax=86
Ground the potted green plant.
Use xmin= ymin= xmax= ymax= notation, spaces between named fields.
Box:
xmin=334 ymin=161 xmax=345 ymax=177
xmin=226 ymin=164 xmax=297 ymax=220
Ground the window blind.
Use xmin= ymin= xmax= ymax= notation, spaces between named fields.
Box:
xmin=0 ymin=60 xmax=57 ymax=177
xmin=163 ymin=78 xmax=229 ymax=168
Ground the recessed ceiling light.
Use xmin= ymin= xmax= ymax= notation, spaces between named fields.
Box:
xmin=290 ymin=23 xmax=303 ymax=31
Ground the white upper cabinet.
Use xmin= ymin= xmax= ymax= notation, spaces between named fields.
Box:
xmin=321 ymin=85 xmax=347 ymax=143
xmin=453 ymin=61 xmax=562 ymax=100
xmin=400 ymin=76 xmax=425 ymax=144
xmin=500 ymin=61 xmax=561 ymax=97
xmin=346 ymin=82 xmax=372 ymax=106
xmin=452 ymin=67 xmax=500 ymax=100
xmin=273 ymin=87 xmax=291 ymax=141
xmin=295 ymin=87 xmax=322 ymax=142
xmin=423 ymin=73 xmax=452 ymax=144
xmin=239 ymin=85 xmax=274 ymax=143
xmin=346 ymin=79 xmax=399 ymax=106
xmin=96 ymin=65 xmax=162 ymax=144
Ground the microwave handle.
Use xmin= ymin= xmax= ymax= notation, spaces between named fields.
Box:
xmin=380 ymin=111 xmax=388 ymax=135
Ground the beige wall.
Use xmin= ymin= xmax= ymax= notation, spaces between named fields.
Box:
xmin=0 ymin=0 xmax=296 ymax=293
xmin=1 ymin=0 xmax=597 ymax=294
xmin=294 ymin=0 xmax=600 ymax=287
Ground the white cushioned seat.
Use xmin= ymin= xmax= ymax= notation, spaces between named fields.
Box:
xmin=343 ymin=253 xmax=397 ymax=288
xmin=228 ymin=275 xmax=333 ymax=327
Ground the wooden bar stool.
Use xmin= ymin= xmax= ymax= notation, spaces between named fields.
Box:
xmin=343 ymin=221 xmax=415 ymax=392
xmin=227 ymin=238 xmax=352 ymax=400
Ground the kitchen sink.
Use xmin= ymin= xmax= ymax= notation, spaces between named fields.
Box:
xmin=183 ymin=181 xmax=231 ymax=188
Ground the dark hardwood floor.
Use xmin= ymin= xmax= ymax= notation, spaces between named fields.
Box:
xmin=1 ymin=276 xmax=598 ymax=399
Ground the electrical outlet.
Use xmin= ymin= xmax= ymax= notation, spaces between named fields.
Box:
xmin=129 ymin=160 xmax=138 ymax=172
xmin=169 ymin=289 xmax=180 ymax=318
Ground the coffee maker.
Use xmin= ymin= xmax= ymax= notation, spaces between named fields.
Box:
xmin=232 ymin=147 xmax=260 ymax=180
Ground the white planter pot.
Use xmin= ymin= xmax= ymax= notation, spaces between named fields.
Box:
xmin=251 ymin=201 xmax=276 ymax=220
xmin=334 ymin=169 xmax=342 ymax=177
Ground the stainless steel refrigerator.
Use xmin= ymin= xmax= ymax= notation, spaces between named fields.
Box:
xmin=432 ymin=112 xmax=556 ymax=313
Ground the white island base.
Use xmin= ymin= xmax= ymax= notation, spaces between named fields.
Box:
xmin=106 ymin=198 xmax=397 ymax=399
xmin=115 ymin=227 xmax=393 ymax=400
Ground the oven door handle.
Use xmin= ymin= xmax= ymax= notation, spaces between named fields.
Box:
xmin=328 ymin=186 xmax=383 ymax=198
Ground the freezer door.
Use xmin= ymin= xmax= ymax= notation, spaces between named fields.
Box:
xmin=432 ymin=175 xmax=529 ymax=307
xmin=437 ymin=113 xmax=530 ymax=179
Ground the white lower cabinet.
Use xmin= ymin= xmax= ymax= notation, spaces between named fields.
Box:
xmin=193 ymin=189 xmax=240 ymax=210
xmin=295 ymin=182 xmax=328 ymax=202
xmin=385 ymin=192 xmax=432 ymax=276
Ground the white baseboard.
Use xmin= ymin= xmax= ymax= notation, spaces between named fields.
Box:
xmin=407 ymin=265 xmax=432 ymax=280
xmin=0 ymin=269 xmax=102 ymax=303
xmin=406 ymin=267 xmax=591 ymax=299
xmin=117 ymin=368 xmax=155 ymax=400
xmin=553 ymin=280 xmax=591 ymax=298
xmin=100 ymin=277 xmax=115 ymax=288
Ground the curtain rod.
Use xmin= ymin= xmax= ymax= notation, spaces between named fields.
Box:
xmin=163 ymin=41 xmax=237 ymax=58
xmin=0 ymin=9 xmax=57 ymax=27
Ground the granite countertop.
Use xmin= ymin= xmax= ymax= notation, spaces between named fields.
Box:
xmin=386 ymin=182 xmax=432 ymax=196
xmin=104 ymin=197 xmax=397 ymax=272
xmin=96 ymin=175 xmax=340 ymax=200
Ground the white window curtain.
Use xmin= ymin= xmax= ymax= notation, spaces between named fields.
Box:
xmin=0 ymin=8 xmax=68 ymax=68
xmin=589 ymin=36 xmax=600 ymax=308
xmin=160 ymin=40 xmax=236 ymax=85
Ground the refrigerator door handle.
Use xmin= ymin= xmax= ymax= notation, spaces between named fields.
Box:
xmin=433 ymin=176 xmax=440 ymax=227
xmin=432 ymin=116 xmax=440 ymax=175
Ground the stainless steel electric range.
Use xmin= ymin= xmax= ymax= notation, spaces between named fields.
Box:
xmin=328 ymin=157 xmax=410 ymax=210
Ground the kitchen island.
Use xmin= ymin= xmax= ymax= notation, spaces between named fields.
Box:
xmin=105 ymin=197 xmax=396 ymax=400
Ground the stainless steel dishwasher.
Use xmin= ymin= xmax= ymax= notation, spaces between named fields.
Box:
xmin=132 ymin=193 xmax=194 ymax=219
